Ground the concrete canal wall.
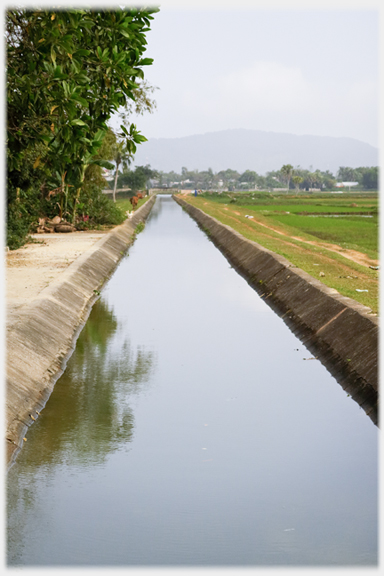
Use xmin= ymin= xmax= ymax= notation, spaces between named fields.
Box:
xmin=6 ymin=196 xmax=156 ymax=469
xmin=174 ymin=195 xmax=379 ymax=425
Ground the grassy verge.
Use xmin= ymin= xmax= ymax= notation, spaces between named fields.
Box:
xmin=115 ymin=195 xmax=150 ymax=216
xmin=178 ymin=192 xmax=379 ymax=314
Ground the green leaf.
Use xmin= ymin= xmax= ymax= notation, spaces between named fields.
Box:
xmin=71 ymin=119 xmax=87 ymax=126
xmin=80 ymin=19 xmax=94 ymax=29
xmin=94 ymin=129 xmax=106 ymax=142
xmin=138 ymin=58 xmax=153 ymax=66
xmin=53 ymin=66 xmax=68 ymax=79
xmin=134 ymin=134 xmax=147 ymax=143
xmin=91 ymin=159 xmax=114 ymax=169
xmin=73 ymin=49 xmax=91 ymax=57
xmin=62 ymin=81 xmax=69 ymax=97
xmin=71 ymin=95 xmax=89 ymax=107
xmin=125 ymin=140 xmax=137 ymax=154
xmin=76 ymin=74 xmax=91 ymax=84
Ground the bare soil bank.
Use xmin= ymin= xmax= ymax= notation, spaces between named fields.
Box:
xmin=174 ymin=195 xmax=378 ymax=426
xmin=6 ymin=231 xmax=109 ymax=327
xmin=5 ymin=197 xmax=156 ymax=469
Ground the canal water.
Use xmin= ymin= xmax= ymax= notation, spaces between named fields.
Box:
xmin=7 ymin=195 xmax=378 ymax=567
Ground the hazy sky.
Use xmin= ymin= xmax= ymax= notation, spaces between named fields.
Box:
xmin=6 ymin=0 xmax=380 ymax=150
xmin=109 ymin=0 xmax=379 ymax=148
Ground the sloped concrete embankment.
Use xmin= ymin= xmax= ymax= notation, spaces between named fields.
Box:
xmin=6 ymin=196 xmax=156 ymax=469
xmin=174 ymin=196 xmax=379 ymax=425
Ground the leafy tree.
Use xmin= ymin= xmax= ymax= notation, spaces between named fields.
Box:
xmin=307 ymin=172 xmax=317 ymax=190
xmin=90 ymin=127 xmax=117 ymax=172
xmin=336 ymin=166 xmax=378 ymax=189
xmin=111 ymin=140 xmax=133 ymax=202
xmin=239 ymin=170 xmax=258 ymax=186
xmin=6 ymin=7 xmax=158 ymax=245
xmin=361 ymin=167 xmax=378 ymax=190
xmin=7 ymin=9 xmax=156 ymax=176
xmin=337 ymin=166 xmax=356 ymax=182
xmin=156 ymin=170 xmax=181 ymax=188
xmin=134 ymin=165 xmax=157 ymax=192
xmin=261 ymin=170 xmax=282 ymax=190
xmin=217 ymin=169 xmax=240 ymax=181
xmin=110 ymin=77 xmax=158 ymax=201
xmin=117 ymin=79 xmax=158 ymax=127
xmin=319 ymin=170 xmax=336 ymax=190
xmin=217 ymin=169 xmax=240 ymax=191
xmin=118 ymin=165 xmax=157 ymax=193
xmin=292 ymin=174 xmax=303 ymax=194
xmin=6 ymin=142 xmax=52 ymax=248
xmin=195 ymin=169 xmax=215 ymax=190
xmin=74 ymin=128 xmax=125 ymax=228
xmin=280 ymin=164 xmax=294 ymax=191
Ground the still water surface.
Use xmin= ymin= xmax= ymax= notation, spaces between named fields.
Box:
xmin=7 ymin=195 xmax=378 ymax=567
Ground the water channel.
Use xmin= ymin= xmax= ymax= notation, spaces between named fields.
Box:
xmin=7 ymin=195 xmax=378 ymax=567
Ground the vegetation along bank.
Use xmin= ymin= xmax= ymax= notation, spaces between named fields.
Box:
xmin=174 ymin=194 xmax=378 ymax=426
xmin=182 ymin=191 xmax=379 ymax=314
xmin=6 ymin=8 xmax=159 ymax=250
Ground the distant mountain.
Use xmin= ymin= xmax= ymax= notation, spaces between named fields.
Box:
xmin=132 ymin=129 xmax=378 ymax=175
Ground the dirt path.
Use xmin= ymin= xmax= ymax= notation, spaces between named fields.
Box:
xmin=5 ymin=231 xmax=109 ymax=326
xmin=220 ymin=207 xmax=378 ymax=268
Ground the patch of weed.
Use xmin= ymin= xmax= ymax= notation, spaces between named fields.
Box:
xmin=134 ymin=222 xmax=145 ymax=235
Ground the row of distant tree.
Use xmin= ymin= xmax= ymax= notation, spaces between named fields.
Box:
xmin=147 ymin=165 xmax=378 ymax=192
xmin=336 ymin=166 xmax=378 ymax=189
xmin=109 ymin=164 xmax=158 ymax=194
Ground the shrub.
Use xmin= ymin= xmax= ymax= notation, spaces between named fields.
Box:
xmin=79 ymin=182 xmax=125 ymax=226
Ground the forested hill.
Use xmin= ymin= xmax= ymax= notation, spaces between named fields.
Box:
xmin=132 ymin=129 xmax=378 ymax=174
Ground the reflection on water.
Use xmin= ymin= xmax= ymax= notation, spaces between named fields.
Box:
xmin=7 ymin=298 xmax=155 ymax=564
xmin=9 ymin=299 xmax=155 ymax=470
xmin=7 ymin=195 xmax=377 ymax=567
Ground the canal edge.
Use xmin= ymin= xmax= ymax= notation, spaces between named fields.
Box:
xmin=5 ymin=196 xmax=156 ymax=470
xmin=174 ymin=194 xmax=379 ymax=425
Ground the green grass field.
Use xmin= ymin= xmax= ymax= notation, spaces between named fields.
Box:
xmin=116 ymin=195 xmax=149 ymax=215
xmin=180 ymin=191 xmax=379 ymax=314
xmin=203 ymin=191 xmax=378 ymax=212
xmin=268 ymin=213 xmax=378 ymax=257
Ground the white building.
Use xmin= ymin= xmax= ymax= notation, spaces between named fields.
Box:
xmin=335 ymin=182 xmax=359 ymax=188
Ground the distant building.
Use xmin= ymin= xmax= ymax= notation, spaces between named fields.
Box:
xmin=335 ymin=182 xmax=359 ymax=188
xmin=102 ymin=168 xmax=114 ymax=181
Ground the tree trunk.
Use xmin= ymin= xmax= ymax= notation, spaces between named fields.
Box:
xmin=72 ymin=166 xmax=86 ymax=223
xmin=61 ymin=172 xmax=68 ymax=218
xmin=72 ymin=187 xmax=82 ymax=223
xmin=113 ymin=161 xmax=120 ymax=203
